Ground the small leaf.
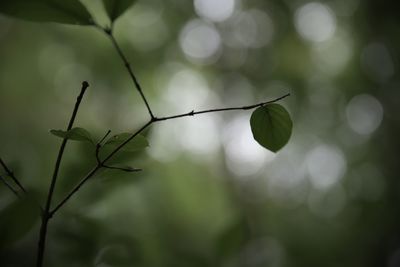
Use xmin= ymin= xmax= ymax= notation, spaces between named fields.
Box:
xmin=0 ymin=196 xmax=39 ymax=247
xmin=0 ymin=0 xmax=93 ymax=25
xmin=50 ymin=127 xmax=94 ymax=144
xmin=250 ymin=104 xmax=292 ymax=152
xmin=102 ymin=0 xmax=136 ymax=22
xmin=104 ymin=133 xmax=148 ymax=152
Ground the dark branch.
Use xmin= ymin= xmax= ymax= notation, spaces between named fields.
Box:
xmin=0 ymin=174 xmax=20 ymax=198
xmin=36 ymin=81 xmax=89 ymax=267
xmin=96 ymin=25 xmax=155 ymax=120
xmin=95 ymin=131 xmax=141 ymax=174
xmin=51 ymin=120 xmax=152 ymax=215
xmin=102 ymin=165 xmax=142 ymax=172
xmin=98 ymin=130 xmax=112 ymax=145
xmin=51 ymin=94 xmax=289 ymax=215
xmin=153 ymin=93 xmax=291 ymax=122
xmin=0 ymin=157 xmax=27 ymax=193
xmin=44 ymin=81 xmax=89 ymax=214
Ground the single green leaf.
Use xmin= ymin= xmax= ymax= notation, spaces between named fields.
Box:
xmin=50 ymin=127 xmax=94 ymax=144
xmin=104 ymin=133 xmax=148 ymax=152
xmin=0 ymin=0 xmax=93 ymax=25
xmin=250 ymin=104 xmax=292 ymax=152
xmin=0 ymin=196 xmax=39 ymax=247
xmin=102 ymin=0 xmax=136 ymax=21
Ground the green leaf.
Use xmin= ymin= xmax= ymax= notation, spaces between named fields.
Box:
xmin=0 ymin=0 xmax=93 ymax=25
xmin=250 ymin=104 xmax=292 ymax=152
xmin=102 ymin=0 xmax=136 ymax=22
xmin=104 ymin=133 xmax=148 ymax=152
xmin=50 ymin=127 xmax=94 ymax=144
xmin=0 ymin=196 xmax=39 ymax=247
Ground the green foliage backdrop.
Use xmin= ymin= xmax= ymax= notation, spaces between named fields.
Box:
xmin=1 ymin=0 xmax=400 ymax=266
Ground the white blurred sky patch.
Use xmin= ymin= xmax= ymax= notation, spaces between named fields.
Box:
xmin=346 ymin=94 xmax=384 ymax=136
xmin=179 ymin=19 xmax=222 ymax=65
xmin=295 ymin=2 xmax=336 ymax=43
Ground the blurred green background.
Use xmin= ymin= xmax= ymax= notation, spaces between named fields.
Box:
xmin=1 ymin=0 xmax=400 ymax=266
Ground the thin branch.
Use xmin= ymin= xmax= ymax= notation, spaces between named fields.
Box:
xmin=44 ymin=81 xmax=89 ymax=214
xmin=102 ymin=165 xmax=142 ymax=172
xmin=36 ymin=81 xmax=89 ymax=267
xmin=51 ymin=94 xmax=289 ymax=215
xmin=98 ymin=130 xmax=112 ymax=145
xmin=153 ymin=93 xmax=291 ymax=122
xmin=96 ymin=25 xmax=155 ymax=120
xmin=0 ymin=156 xmax=27 ymax=193
xmin=0 ymin=174 xmax=20 ymax=198
xmin=51 ymin=120 xmax=152 ymax=215
xmin=95 ymin=131 xmax=141 ymax=174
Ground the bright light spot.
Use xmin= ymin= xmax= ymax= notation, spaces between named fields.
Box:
xmin=123 ymin=4 xmax=168 ymax=51
xmin=223 ymin=115 xmax=275 ymax=177
xmin=178 ymin=116 xmax=221 ymax=155
xmin=179 ymin=19 xmax=222 ymax=64
xmin=151 ymin=67 xmax=220 ymax=157
xmin=295 ymin=2 xmax=336 ymax=43
xmin=346 ymin=94 xmax=384 ymax=135
xmin=361 ymin=43 xmax=394 ymax=83
xmin=306 ymin=144 xmax=346 ymax=189
xmin=218 ymin=73 xmax=254 ymax=106
xmin=308 ymin=185 xmax=346 ymax=218
xmin=266 ymin=151 xmax=308 ymax=208
xmin=312 ymin=33 xmax=352 ymax=75
xmin=194 ymin=0 xmax=235 ymax=22
xmin=222 ymin=9 xmax=274 ymax=48
xmin=148 ymin=123 xmax=181 ymax=162
xmin=163 ymin=69 xmax=211 ymax=112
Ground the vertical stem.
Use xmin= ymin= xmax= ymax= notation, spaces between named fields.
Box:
xmin=36 ymin=216 xmax=49 ymax=267
xmin=35 ymin=81 xmax=89 ymax=267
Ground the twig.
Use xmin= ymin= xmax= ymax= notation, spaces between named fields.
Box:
xmin=51 ymin=120 xmax=152 ymax=215
xmin=0 ymin=156 xmax=27 ymax=193
xmin=95 ymin=25 xmax=155 ymax=120
xmin=51 ymin=94 xmax=289 ymax=215
xmin=95 ymin=130 xmax=141 ymax=174
xmin=98 ymin=130 xmax=112 ymax=145
xmin=102 ymin=165 xmax=142 ymax=172
xmin=0 ymin=174 xmax=20 ymax=198
xmin=153 ymin=93 xmax=291 ymax=122
xmin=36 ymin=81 xmax=89 ymax=267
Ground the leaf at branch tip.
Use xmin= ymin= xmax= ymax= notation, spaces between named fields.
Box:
xmin=102 ymin=0 xmax=137 ymax=22
xmin=0 ymin=0 xmax=93 ymax=25
xmin=104 ymin=133 xmax=148 ymax=152
xmin=250 ymin=104 xmax=292 ymax=152
xmin=50 ymin=127 xmax=94 ymax=144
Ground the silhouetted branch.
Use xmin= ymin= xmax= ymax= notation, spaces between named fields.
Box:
xmin=52 ymin=94 xmax=289 ymax=215
xmin=0 ymin=174 xmax=20 ymax=198
xmin=0 ymin=156 xmax=27 ymax=194
xmin=36 ymin=81 xmax=89 ymax=267
xmin=95 ymin=25 xmax=155 ymax=120
xmin=153 ymin=93 xmax=291 ymax=122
